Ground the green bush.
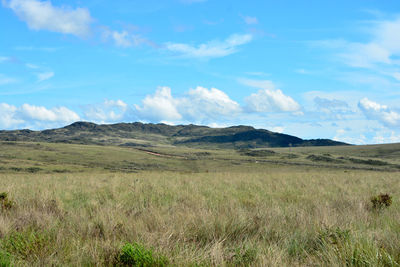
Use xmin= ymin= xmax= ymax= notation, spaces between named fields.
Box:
xmin=117 ymin=242 xmax=168 ymax=267
xmin=371 ymin=194 xmax=392 ymax=210
xmin=0 ymin=192 xmax=14 ymax=210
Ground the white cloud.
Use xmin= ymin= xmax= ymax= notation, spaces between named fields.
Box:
xmin=271 ymin=126 xmax=284 ymax=133
xmin=338 ymin=42 xmax=391 ymax=68
xmin=135 ymin=87 xmax=182 ymax=121
xmin=111 ymin=31 xmax=131 ymax=47
xmin=135 ymin=86 xmax=241 ymax=123
xmin=241 ymin=79 xmax=301 ymax=112
xmin=358 ymin=98 xmax=400 ymax=128
xmin=181 ymin=86 xmax=241 ymax=120
xmin=317 ymin=17 xmax=400 ymax=68
xmin=37 ymin=71 xmax=54 ymax=82
xmin=165 ymin=33 xmax=253 ymax=58
xmin=4 ymin=0 xmax=92 ymax=37
xmin=0 ymin=102 xmax=79 ymax=129
xmin=314 ymin=97 xmax=349 ymax=110
xmin=19 ymin=104 xmax=79 ymax=122
xmin=313 ymin=97 xmax=352 ymax=119
xmin=84 ymin=99 xmax=130 ymax=123
xmin=243 ymin=16 xmax=258 ymax=25
xmin=101 ymin=28 xmax=155 ymax=48
xmin=0 ymin=103 xmax=22 ymax=128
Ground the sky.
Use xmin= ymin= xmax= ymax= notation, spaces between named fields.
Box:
xmin=1 ymin=0 xmax=400 ymax=144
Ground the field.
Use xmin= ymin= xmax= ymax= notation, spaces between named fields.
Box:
xmin=0 ymin=141 xmax=400 ymax=266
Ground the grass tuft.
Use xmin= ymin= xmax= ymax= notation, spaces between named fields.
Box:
xmin=117 ymin=242 xmax=169 ymax=266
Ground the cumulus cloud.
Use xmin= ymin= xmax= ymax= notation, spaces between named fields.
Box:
xmin=358 ymin=98 xmax=400 ymax=127
xmin=135 ymin=87 xmax=182 ymax=121
xmin=135 ymin=86 xmax=241 ymax=123
xmin=0 ymin=102 xmax=80 ymax=129
xmin=0 ymin=103 xmax=22 ymax=128
xmin=241 ymin=79 xmax=301 ymax=112
xmin=4 ymin=0 xmax=92 ymax=37
xmin=37 ymin=71 xmax=54 ymax=82
xmin=84 ymin=99 xmax=130 ymax=123
xmin=181 ymin=86 xmax=242 ymax=120
xmin=19 ymin=104 xmax=79 ymax=122
xmin=165 ymin=33 xmax=253 ymax=58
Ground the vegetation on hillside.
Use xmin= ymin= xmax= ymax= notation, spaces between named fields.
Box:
xmin=0 ymin=121 xmax=348 ymax=149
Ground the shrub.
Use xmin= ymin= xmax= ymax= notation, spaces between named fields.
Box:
xmin=371 ymin=194 xmax=392 ymax=210
xmin=0 ymin=192 xmax=14 ymax=210
xmin=117 ymin=242 xmax=168 ymax=267
xmin=0 ymin=192 xmax=7 ymax=200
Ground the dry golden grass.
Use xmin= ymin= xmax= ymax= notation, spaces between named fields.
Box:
xmin=0 ymin=168 xmax=399 ymax=266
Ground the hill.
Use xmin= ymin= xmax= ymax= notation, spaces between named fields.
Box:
xmin=0 ymin=121 xmax=348 ymax=149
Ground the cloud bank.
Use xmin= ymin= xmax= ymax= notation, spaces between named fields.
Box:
xmin=135 ymin=86 xmax=241 ymax=123
xmin=0 ymin=103 xmax=79 ymax=129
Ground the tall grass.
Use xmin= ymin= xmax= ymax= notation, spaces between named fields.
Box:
xmin=0 ymin=169 xmax=399 ymax=266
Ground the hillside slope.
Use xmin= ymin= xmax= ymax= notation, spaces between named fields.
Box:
xmin=0 ymin=121 xmax=348 ymax=148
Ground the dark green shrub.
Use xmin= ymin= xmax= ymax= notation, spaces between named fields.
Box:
xmin=0 ymin=192 xmax=13 ymax=210
xmin=0 ymin=192 xmax=7 ymax=200
xmin=371 ymin=194 xmax=392 ymax=210
xmin=117 ymin=242 xmax=168 ymax=266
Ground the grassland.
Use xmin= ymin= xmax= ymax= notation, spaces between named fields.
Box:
xmin=0 ymin=141 xmax=400 ymax=266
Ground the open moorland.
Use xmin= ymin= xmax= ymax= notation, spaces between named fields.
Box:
xmin=0 ymin=140 xmax=400 ymax=266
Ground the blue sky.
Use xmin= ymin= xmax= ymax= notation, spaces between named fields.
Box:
xmin=1 ymin=0 xmax=400 ymax=144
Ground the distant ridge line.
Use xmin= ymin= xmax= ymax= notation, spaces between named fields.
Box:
xmin=0 ymin=121 xmax=350 ymax=148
